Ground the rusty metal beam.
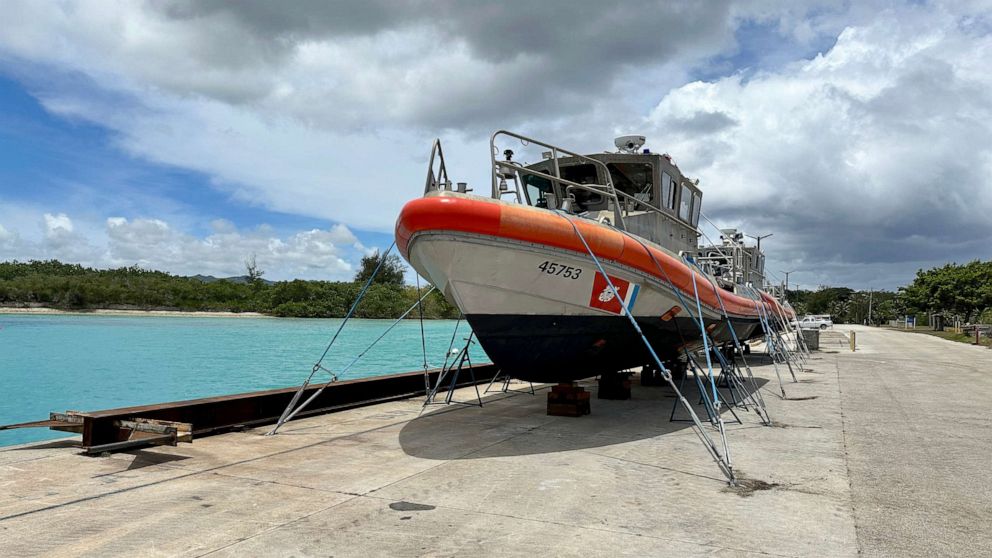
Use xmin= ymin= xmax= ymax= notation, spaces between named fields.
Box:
xmin=2 ymin=364 xmax=499 ymax=453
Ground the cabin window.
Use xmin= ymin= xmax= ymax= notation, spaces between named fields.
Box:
xmin=606 ymin=163 xmax=654 ymax=207
xmin=690 ymin=192 xmax=702 ymax=227
xmin=524 ymin=174 xmax=554 ymax=208
xmin=560 ymin=163 xmax=599 ymax=185
xmin=560 ymin=164 xmax=604 ymax=209
xmin=679 ymin=184 xmax=692 ymax=221
xmin=661 ymin=172 xmax=675 ymax=210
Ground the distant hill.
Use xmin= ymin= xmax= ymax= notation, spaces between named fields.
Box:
xmin=189 ymin=274 xmax=275 ymax=285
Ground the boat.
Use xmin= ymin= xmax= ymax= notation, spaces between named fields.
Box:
xmin=395 ymin=131 xmax=792 ymax=383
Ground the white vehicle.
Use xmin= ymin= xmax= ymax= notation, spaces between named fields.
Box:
xmin=798 ymin=315 xmax=833 ymax=329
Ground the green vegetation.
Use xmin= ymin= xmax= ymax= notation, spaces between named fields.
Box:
xmin=354 ymin=251 xmax=406 ymax=286
xmin=0 ymin=259 xmax=459 ymax=319
xmin=898 ymin=260 xmax=992 ymax=323
xmin=786 ymin=259 xmax=992 ymax=326
xmin=786 ymin=287 xmax=898 ymax=325
xmin=884 ymin=327 xmax=992 ymax=348
xmin=4 ymin=257 xmax=988 ymax=326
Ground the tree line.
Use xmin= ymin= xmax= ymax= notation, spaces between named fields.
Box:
xmin=786 ymin=259 xmax=992 ymax=325
xmin=0 ymin=254 xmax=459 ymax=319
xmin=786 ymin=287 xmax=898 ymax=325
xmin=3 ymin=257 xmax=989 ymax=324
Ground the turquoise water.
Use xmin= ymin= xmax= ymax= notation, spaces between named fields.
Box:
xmin=0 ymin=314 xmax=488 ymax=447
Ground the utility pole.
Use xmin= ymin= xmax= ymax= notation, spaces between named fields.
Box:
xmin=868 ymin=288 xmax=873 ymax=325
xmin=782 ymin=270 xmax=796 ymax=292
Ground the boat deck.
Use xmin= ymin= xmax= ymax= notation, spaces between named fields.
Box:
xmin=2 ymin=326 xmax=990 ymax=557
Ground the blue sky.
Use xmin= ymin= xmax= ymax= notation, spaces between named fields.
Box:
xmin=0 ymin=71 xmax=391 ymax=279
xmin=0 ymin=1 xmax=990 ymax=288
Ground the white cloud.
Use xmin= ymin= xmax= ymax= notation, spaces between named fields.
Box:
xmin=43 ymin=212 xmax=73 ymax=235
xmin=103 ymin=217 xmax=360 ymax=280
xmin=0 ymin=210 xmax=365 ymax=281
xmin=1 ymin=1 xmax=990 ymax=288
xmin=36 ymin=212 xmax=102 ymax=263
xmin=0 ymin=1 xmax=743 ymax=232
xmin=0 ymin=1 xmax=739 ymax=130
xmin=645 ymin=7 xmax=992 ymax=288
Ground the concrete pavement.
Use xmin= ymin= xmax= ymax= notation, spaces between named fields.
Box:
xmin=0 ymin=325 xmax=989 ymax=556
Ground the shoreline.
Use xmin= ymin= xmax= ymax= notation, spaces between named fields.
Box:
xmin=0 ymin=307 xmax=271 ymax=319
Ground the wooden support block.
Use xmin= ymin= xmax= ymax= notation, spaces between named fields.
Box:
xmin=116 ymin=417 xmax=193 ymax=443
xmin=547 ymin=383 xmax=590 ymax=416
xmin=547 ymin=403 xmax=585 ymax=417
xmin=49 ymin=411 xmax=86 ymax=434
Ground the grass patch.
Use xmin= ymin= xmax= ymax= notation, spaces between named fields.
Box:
xmin=883 ymin=326 xmax=992 ymax=348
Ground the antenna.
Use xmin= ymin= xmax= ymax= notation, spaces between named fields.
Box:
xmin=745 ymin=233 xmax=773 ymax=252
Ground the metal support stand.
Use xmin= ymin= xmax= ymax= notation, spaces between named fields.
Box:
xmin=744 ymin=287 xmax=798 ymax=392
xmin=711 ymin=348 xmax=748 ymax=415
xmin=484 ymin=369 xmax=536 ymax=395
xmin=557 ymin=212 xmax=736 ymax=485
xmin=765 ymin=297 xmax=806 ymax=371
xmin=776 ymin=301 xmax=812 ymax=361
xmin=670 ymin=351 xmax=742 ymax=425
xmin=629 ymin=236 xmax=771 ymax=426
xmin=422 ymin=333 xmax=484 ymax=410
xmin=692 ymin=268 xmax=771 ymax=426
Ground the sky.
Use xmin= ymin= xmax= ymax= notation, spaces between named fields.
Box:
xmin=0 ymin=1 xmax=990 ymax=289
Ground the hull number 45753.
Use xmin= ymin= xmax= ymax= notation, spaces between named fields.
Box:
xmin=538 ymin=260 xmax=582 ymax=279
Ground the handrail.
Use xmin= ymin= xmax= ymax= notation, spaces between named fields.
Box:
xmin=492 ymin=161 xmax=597 ymax=199
xmin=495 ymin=159 xmax=700 ymax=237
xmin=489 ymin=130 xmax=625 ymax=229
xmin=612 ymin=188 xmax=666 ymax=216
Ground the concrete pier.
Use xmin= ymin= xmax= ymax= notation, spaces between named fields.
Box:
xmin=1 ymin=326 xmax=990 ymax=557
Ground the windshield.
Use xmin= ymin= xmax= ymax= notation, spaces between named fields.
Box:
xmin=560 ymin=163 xmax=598 ymax=185
xmin=561 ymin=164 xmax=604 ymax=209
xmin=524 ymin=174 xmax=554 ymax=208
xmin=607 ymin=162 xmax=654 ymax=205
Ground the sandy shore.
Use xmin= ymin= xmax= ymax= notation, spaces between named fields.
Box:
xmin=0 ymin=307 xmax=270 ymax=318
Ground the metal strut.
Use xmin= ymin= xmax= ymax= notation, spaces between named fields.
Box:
xmin=555 ymin=212 xmax=736 ymax=485
xmin=485 ymin=369 xmax=536 ymax=395
xmin=764 ymin=296 xmax=806 ymax=366
xmin=739 ymin=287 xmax=790 ymax=398
xmin=268 ymin=242 xmax=398 ymax=435
xmin=783 ymin=300 xmax=813 ymax=357
xmin=685 ymin=260 xmax=771 ymax=425
xmin=619 ymin=233 xmax=768 ymax=426
xmin=773 ymin=300 xmax=811 ymax=362
xmin=416 ymin=273 xmax=431 ymax=394
xmin=758 ymin=290 xmax=803 ymax=374
xmin=747 ymin=287 xmax=799 ymax=388
xmin=672 ymin=260 xmax=744 ymax=436
xmin=268 ymin=283 xmax=436 ymax=435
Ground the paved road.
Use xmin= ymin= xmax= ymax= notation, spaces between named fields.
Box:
xmin=838 ymin=325 xmax=992 ymax=557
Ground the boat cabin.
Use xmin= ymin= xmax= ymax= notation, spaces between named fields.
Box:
xmin=504 ymin=137 xmax=703 ymax=254
xmin=693 ymin=229 xmax=766 ymax=289
xmin=422 ymin=130 xmax=768 ymax=290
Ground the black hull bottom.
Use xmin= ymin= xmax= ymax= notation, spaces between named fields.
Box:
xmin=466 ymin=314 xmax=763 ymax=383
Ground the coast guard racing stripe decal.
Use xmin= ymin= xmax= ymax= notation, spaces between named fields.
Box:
xmin=589 ymin=273 xmax=640 ymax=315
